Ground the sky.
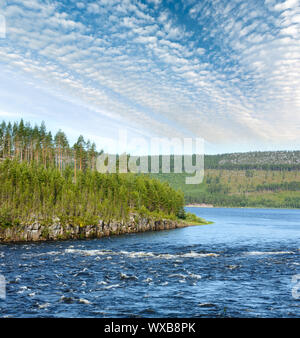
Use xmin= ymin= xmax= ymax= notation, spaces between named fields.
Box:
xmin=0 ymin=0 xmax=299 ymax=154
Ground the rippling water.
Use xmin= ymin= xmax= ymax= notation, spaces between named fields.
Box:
xmin=0 ymin=207 xmax=299 ymax=318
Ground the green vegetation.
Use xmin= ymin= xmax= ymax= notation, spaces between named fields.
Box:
xmin=182 ymin=212 xmax=213 ymax=225
xmin=5 ymin=118 xmax=298 ymax=224
xmin=0 ymin=119 xmax=99 ymax=176
xmin=204 ymin=151 xmax=300 ymax=171
xmin=0 ymin=159 xmax=186 ymax=227
xmin=0 ymin=120 xmax=186 ymax=228
xmin=152 ymin=168 xmax=300 ymax=209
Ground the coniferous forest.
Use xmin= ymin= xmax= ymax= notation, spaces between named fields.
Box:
xmin=0 ymin=120 xmax=185 ymax=227
xmin=2 ymin=118 xmax=297 ymax=229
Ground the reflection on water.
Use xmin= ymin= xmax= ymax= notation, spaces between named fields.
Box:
xmin=0 ymin=207 xmax=299 ymax=317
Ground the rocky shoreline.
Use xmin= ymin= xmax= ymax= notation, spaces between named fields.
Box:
xmin=185 ymin=203 xmax=214 ymax=208
xmin=0 ymin=216 xmax=191 ymax=243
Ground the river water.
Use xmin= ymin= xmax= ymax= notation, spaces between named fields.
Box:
xmin=0 ymin=207 xmax=299 ymax=318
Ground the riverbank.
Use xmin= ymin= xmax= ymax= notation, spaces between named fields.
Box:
xmin=0 ymin=215 xmax=210 ymax=243
xmin=1 ymin=207 xmax=299 ymax=317
xmin=185 ymin=203 xmax=214 ymax=208
xmin=186 ymin=204 xmax=300 ymax=210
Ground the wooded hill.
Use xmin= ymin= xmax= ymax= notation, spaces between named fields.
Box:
xmin=1 ymin=119 xmax=299 ymax=216
xmin=150 ymin=152 xmax=300 ymax=209
xmin=0 ymin=120 xmax=185 ymax=227
xmin=204 ymin=151 xmax=300 ymax=171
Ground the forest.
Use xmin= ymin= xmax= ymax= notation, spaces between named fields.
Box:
xmin=0 ymin=120 xmax=185 ymax=227
xmin=0 ymin=119 xmax=99 ymax=175
xmin=153 ymin=169 xmax=300 ymax=209
xmin=204 ymin=151 xmax=300 ymax=171
xmin=1 ymin=119 xmax=299 ymax=225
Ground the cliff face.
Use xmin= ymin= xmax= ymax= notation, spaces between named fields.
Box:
xmin=0 ymin=216 xmax=187 ymax=243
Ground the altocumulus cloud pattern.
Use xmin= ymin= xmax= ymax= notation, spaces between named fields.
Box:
xmin=0 ymin=0 xmax=299 ymax=151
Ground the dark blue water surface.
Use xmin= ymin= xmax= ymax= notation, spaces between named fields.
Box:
xmin=0 ymin=207 xmax=299 ymax=318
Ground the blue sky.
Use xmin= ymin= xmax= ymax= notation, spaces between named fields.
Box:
xmin=0 ymin=0 xmax=299 ymax=154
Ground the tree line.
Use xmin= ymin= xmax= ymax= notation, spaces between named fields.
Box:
xmin=0 ymin=119 xmax=100 ymax=181
xmin=255 ymin=181 xmax=300 ymax=192
xmin=204 ymin=153 xmax=300 ymax=171
xmin=0 ymin=120 xmax=185 ymax=227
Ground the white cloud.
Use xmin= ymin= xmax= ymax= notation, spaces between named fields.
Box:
xmin=87 ymin=3 xmax=101 ymax=14
xmin=0 ymin=0 xmax=300 ymax=149
xmin=274 ymin=0 xmax=299 ymax=11
xmin=0 ymin=110 xmax=22 ymax=118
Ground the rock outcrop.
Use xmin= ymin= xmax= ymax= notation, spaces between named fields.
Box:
xmin=0 ymin=215 xmax=188 ymax=243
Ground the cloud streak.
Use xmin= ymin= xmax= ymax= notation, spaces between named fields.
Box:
xmin=0 ymin=0 xmax=299 ymax=152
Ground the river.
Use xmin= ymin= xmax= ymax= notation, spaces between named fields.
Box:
xmin=0 ymin=207 xmax=299 ymax=317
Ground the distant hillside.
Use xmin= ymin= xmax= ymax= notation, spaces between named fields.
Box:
xmin=149 ymin=151 xmax=300 ymax=209
xmin=141 ymin=151 xmax=300 ymax=171
xmin=204 ymin=151 xmax=300 ymax=170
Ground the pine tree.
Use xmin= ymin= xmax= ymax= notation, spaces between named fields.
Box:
xmin=0 ymin=119 xmax=185 ymax=227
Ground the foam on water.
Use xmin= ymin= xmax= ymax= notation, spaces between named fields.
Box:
xmin=21 ymin=251 xmax=62 ymax=259
xmin=78 ymin=298 xmax=91 ymax=305
xmin=188 ymin=273 xmax=202 ymax=279
xmin=65 ymin=248 xmax=219 ymax=260
xmin=65 ymin=249 xmax=114 ymax=256
xmin=244 ymin=251 xmax=295 ymax=256
xmin=17 ymin=286 xmax=29 ymax=294
xmin=103 ymin=284 xmax=121 ymax=290
xmin=168 ymin=273 xmax=187 ymax=279
xmin=120 ymin=273 xmax=138 ymax=280
xmin=1 ymin=207 xmax=299 ymax=318
xmin=97 ymin=281 xmax=107 ymax=285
